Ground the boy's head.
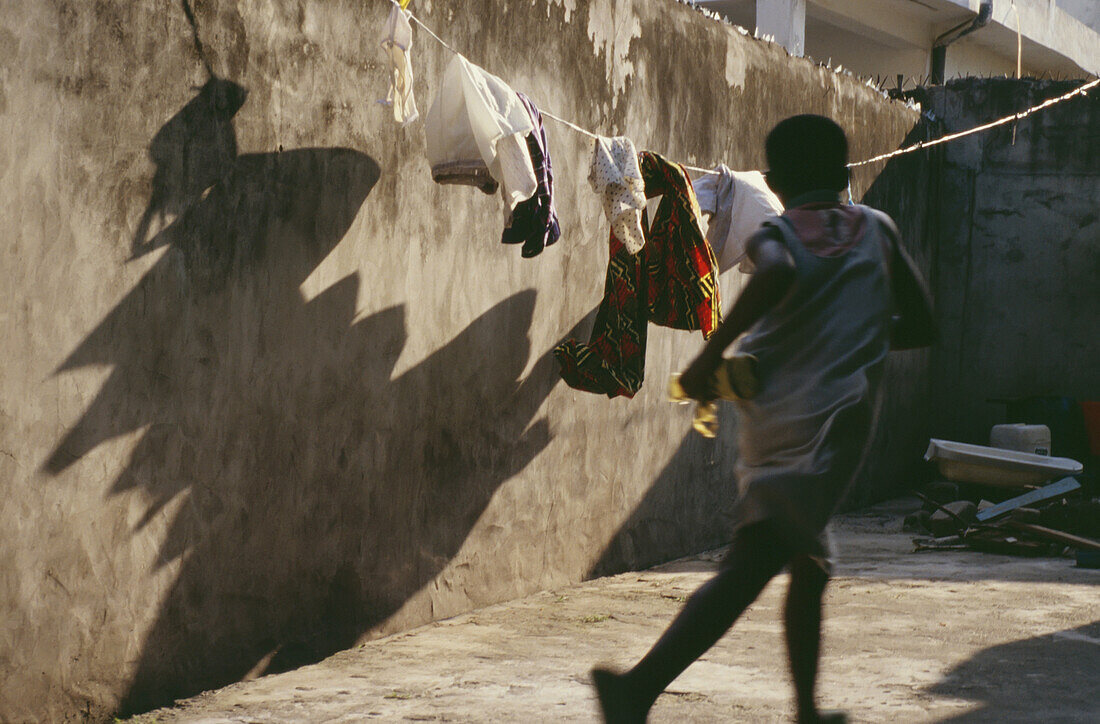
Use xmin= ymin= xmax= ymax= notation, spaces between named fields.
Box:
xmin=764 ymin=114 xmax=849 ymax=201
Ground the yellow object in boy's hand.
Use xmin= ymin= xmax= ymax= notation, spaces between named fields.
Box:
xmin=668 ymin=354 xmax=761 ymax=438
xmin=668 ymin=373 xmax=719 ymax=438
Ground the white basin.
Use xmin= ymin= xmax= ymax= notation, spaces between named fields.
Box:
xmin=924 ymin=438 xmax=1084 ymax=487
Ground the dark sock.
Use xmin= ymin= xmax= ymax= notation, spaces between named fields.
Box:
xmin=786 ymin=555 xmax=831 ymax=723
xmin=521 ymin=236 xmax=544 ymax=258
xmin=619 ymin=523 xmax=791 ymax=714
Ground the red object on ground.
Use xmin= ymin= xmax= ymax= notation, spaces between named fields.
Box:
xmin=1081 ymin=401 xmax=1100 ymax=456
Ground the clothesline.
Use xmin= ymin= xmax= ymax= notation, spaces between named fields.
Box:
xmin=394 ymin=0 xmax=1098 ymax=175
xmin=383 ymin=1 xmax=1099 ymax=424
xmin=848 ymin=76 xmax=1100 ymax=166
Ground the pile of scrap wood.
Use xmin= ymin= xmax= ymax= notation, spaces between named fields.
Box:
xmin=906 ymin=477 xmax=1100 ymax=565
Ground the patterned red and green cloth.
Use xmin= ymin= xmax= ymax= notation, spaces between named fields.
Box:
xmin=555 ymin=151 xmax=721 ymax=398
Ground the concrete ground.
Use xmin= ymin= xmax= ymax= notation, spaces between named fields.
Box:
xmin=131 ymin=500 xmax=1100 ymax=723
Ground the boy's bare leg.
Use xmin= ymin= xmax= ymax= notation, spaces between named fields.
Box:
xmin=785 ymin=555 xmax=845 ymax=724
xmin=593 ymin=522 xmax=791 ymax=722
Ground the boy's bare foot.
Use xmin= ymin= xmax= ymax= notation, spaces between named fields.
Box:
xmin=591 ymin=667 xmax=647 ymax=724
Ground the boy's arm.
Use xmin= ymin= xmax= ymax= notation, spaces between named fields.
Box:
xmin=678 ymin=226 xmax=796 ymax=399
xmin=876 ymin=213 xmax=937 ymax=350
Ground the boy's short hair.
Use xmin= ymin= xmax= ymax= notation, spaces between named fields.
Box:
xmin=765 ymin=115 xmax=849 ymax=195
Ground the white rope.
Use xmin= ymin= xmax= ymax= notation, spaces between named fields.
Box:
xmin=394 ymin=0 xmax=1098 ymax=174
xmin=848 ymin=77 xmax=1099 ymax=167
xmin=539 ymin=109 xmax=599 ymax=140
xmin=403 ymin=4 xmax=461 ymax=56
xmin=539 ymin=107 xmax=716 ymax=174
xmin=681 ymin=163 xmax=719 ymax=175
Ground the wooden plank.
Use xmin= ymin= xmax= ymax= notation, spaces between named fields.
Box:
xmin=974 ymin=477 xmax=1080 ymax=522
xmin=965 ymin=531 xmax=1049 ymax=557
xmin=1006 ymin=521 xmax=1100 ymax=552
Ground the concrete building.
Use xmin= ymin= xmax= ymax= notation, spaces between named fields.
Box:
xmin=697 ymin=0 xmax=1100 ymax=83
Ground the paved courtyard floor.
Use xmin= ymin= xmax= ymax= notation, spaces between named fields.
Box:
xmin=131 ymin=500 xmax=1099 ymax=723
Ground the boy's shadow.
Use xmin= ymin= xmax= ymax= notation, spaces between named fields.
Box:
xmin=927 ymin=621 xmax=1100 ymax=722
xmin=44 ymin=78 xmax=561 ymax=715
xmin=129 ymin=77 xmax=248 ymax=258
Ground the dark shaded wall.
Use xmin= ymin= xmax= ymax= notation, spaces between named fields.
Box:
xmin=855 ymin=120 xmax=942 ymax=507
xmin=922 ymin=79 xmax=1100 ymax=447
xmin=0 ymin=0 xmax=918 ymax=719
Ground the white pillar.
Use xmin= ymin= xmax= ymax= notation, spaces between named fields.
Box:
xmin=756 ymin=0 xmax=806 ymax=57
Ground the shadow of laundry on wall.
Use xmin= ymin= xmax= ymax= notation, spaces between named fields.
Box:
xmin=926 ymin=620 xmax=1100 ymax=722
xmin=42 ymin=79 xmax=562 ymax=716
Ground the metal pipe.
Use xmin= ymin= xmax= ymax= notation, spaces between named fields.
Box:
xmin=931 ymin=0 xmax=993 ymax=84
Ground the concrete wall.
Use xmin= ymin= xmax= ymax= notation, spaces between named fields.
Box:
xmin=0 ymin=0 xmax=919 ymax=719
xmin=922 ymin=78 xmax=1100 ymax=448
xmin=1061 ymin=0 xmax=1100 ymax=31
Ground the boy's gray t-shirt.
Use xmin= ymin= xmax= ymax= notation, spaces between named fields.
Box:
xmin=731 ymin=203 xmax=893 ymax=558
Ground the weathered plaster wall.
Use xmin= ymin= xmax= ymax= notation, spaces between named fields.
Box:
xmin=924 ymin=79 xmax=1100 ymax=447
xmin=0 ymin=0 xmax=918 ymax=719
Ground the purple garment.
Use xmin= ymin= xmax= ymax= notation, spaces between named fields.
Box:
xmin=501 ymin=93 xmax=561 ymax=257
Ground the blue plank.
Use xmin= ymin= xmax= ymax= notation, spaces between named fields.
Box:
xmin=975 ymin=477 xmax=1081 ymax=523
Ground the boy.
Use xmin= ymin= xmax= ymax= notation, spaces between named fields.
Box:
xmin=591 ymin=115 xmax=936 ymax=723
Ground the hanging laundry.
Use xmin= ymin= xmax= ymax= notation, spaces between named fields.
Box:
xmin=379 ymin=2 xmax=419 ymax=126
xmin=692 ymin=166 xmax=783 ymax=273
xmin=555 ymin=152 xmax=721 ymax=398
xmin=424 ymin=55 xmax=536 ymax=213
xmin=588 ymin=136 xmax=646 ymax=255
xmin=501 ymin=92 xmax=561 ymax=258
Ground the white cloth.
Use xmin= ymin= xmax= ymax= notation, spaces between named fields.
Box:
xmin=379 ymin=4 xmax=419 ymax=126
xmin=693 ymin=166 xmax=783 ymax=273
xmin=588 ymin=136 xmax=646 ymax=255
xmin=424 ymin=55 xmax=537 ymax=212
